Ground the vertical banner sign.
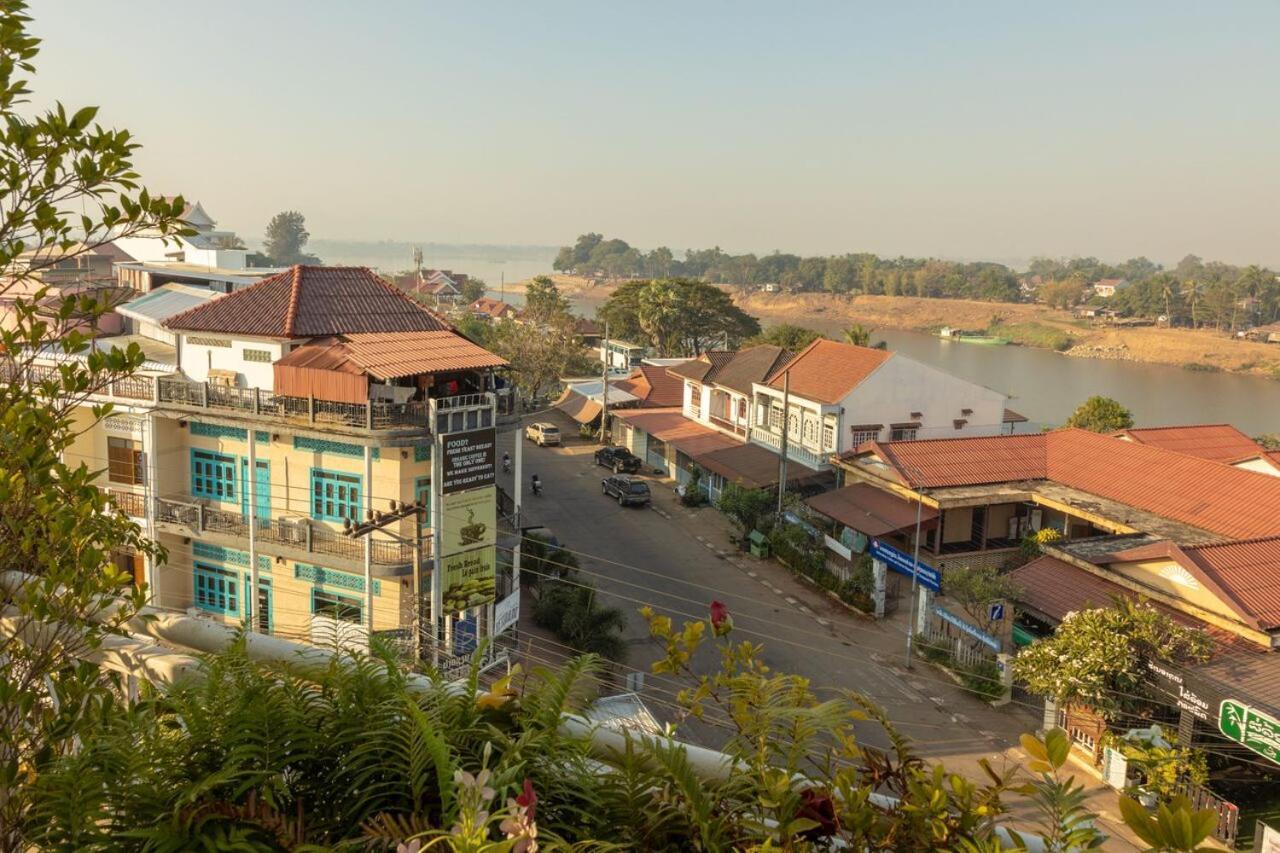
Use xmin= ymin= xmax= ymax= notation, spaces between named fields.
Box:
xmin=439 ymin=427 xmax=499 ymax=612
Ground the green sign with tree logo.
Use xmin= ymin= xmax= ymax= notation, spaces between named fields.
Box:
xmin=1219 ymin=700 xmax=1280 ymax=766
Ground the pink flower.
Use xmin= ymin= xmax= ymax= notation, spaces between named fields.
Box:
xmin=710 ymin=600 xmax=733 ymax=636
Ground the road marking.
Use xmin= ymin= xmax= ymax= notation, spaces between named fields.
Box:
xmin=951 ymin=713 xmax=969 ymax=724
xmin=816 ymin=618 xmax=830 ymax=627
xmin=798 ymin=605 xmax=812 ymax=615
xmin=747 ymin=571 xmax=757 ymax=578
xmin=784 ymin=596 xmax=797 ymax=605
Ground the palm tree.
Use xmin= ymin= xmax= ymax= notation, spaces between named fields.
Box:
xmin=842 ymin=324 xmax=887 ymax=350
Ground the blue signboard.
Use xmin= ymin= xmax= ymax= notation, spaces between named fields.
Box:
xmin=988 ymin=602 xmax=1005 ymax=622
xmin=868 ymin=538 xmax=942 ymax=592
xmin=933 ymin=604 xmax=1001 ymax=651
xmin=453 ymin=614 xmax=478 ymax=656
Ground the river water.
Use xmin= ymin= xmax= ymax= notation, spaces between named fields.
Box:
xmin=870 ymin=329 xmax=1279 ymax=434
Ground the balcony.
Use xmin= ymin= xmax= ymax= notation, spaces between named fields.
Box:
xmin=103 ymin=487 xmax=147 ymax=519
xmin=749 ymin=426 xmax=829 ymax=469
xmin=708 ymin=413 xmax=747 ymax=437
xmin=154 ymin=495 xmax=429 ymax=575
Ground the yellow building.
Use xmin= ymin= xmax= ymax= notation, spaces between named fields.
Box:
xmin=51 ymin=265 xmax=511 ymax=656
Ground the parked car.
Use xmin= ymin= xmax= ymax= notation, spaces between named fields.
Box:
xmin=602 ymin=475 xmax=651 ymax=507
xmin=594 ymin=445 xmax=642 ymax=473
xmin=525 ymin=422 xmax=561 ymax=446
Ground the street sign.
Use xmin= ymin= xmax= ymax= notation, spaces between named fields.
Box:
xmin=1219 ymin=699 xmax=1280 ymax=767
xmin=988 ymin=602 xmax=1005 ymax=622
xmin=441 ymin=428 xmax=497 ymax=494
xmin=494 ymin=590 xmax=520 ymax=636
xmin=932 ymin=604 xmax=1001 ymax=651
xmin=868 ymin=538 xmax=941 ymax=592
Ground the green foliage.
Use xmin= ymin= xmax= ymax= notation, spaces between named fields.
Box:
xmin=1006 ymin=728 xmax=1109 ymax=851
xmin=1065 ymin=395 xmax=1135 ymax=432
xmin=0 ymin=4 xmax=190 ymax=842
xmin=1116 ymin=726 xmax=1207 ymax=805
xmin=458 ymin=276 xmax=486 ymax=303
xmin=1012 ymin=599 xmax=1212 ymax=719
xmin=262 ymin=209 xmax=317 ymax=265
xmin=522 ymin=275 xmax=570 ymax=324
xmin=597 ymin=277 xmax=760 ymax=356
xmin=1181 ymin=361 xmax=1221 ymax=373
xmin=484 ymin=314 xmax=592 ymax=399
xmin=943 ymin=563 xmax=1021 ymax=635
xmin=533 ymin=578 xmax=627 ymax=661
xmin=1118 ymin=794 xmax=1219 ymax=852
xmin=716 ymin=481 xmax=775 ymax=535
xmin=988 ymin=319 xmax=1074 ymax=351
xmin=746 ymin=323 xmax=823 ymax=350
xmin=1256 ymin=433 xmax=1280 ymax=451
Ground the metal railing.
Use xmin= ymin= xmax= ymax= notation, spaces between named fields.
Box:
xmin=103 ymin=488 xmax=147 ymax=518
xmin=749 ymin=426 xmax=829 ymax=468
xmin=1172 ymin=779 xmax=1238 ymax=846
xmin=153 ymin=495 xmax=427 ymax=567
xmin=155 ymin=377 xmax=433 ymax=431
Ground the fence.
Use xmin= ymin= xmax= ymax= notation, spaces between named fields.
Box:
xmin=156 ymin=377 xmax=432 ymax=431
xmin=1173 ymin=778 xmax=1239 ymax=846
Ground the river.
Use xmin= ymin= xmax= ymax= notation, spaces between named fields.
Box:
xmin=869 ymin=329 xmax=1278 ymax=435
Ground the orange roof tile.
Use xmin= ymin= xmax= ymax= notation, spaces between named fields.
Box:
xmin=275 ymin=331 xmax=506 ymax=381
xmin=165 ymin=265 xmax=452 ymax=337
xmin=861 ymin=433 xmax=1049 ymax=487
xmin=1114 ymin=424 xmax=1265 ymax=463
xmin=766 ymin=339 xmax=891 ymax=404
xmin=614 ymin=365 xmax=684 ymax=408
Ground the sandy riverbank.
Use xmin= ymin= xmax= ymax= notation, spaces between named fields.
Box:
xmin=509 ymin=276 xmax=1280 ymax=378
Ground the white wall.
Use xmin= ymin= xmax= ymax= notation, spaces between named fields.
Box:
xmin=839 ymin=355 xmax=1005 ymax=453
xmin=113 ymin=235 xmax=246 ymax=270
xmin=177 ymin=333 xmax=284 ymax=388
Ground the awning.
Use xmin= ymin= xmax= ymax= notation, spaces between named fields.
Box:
xmin=555 ymin=389 xmax=602 ymax=424
xmin=805 ymin=483 xmax=938 ymax=537
xmin=611 ymin=408 xmax=738 ymax=457
xmin=695 ymin=442 xmax=817 ymax=490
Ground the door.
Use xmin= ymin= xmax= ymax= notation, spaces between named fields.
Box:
xmin=240 ymin=458 xmax=271 ymax=529
xmin=243 ymin=575 xmax=272 ymax=634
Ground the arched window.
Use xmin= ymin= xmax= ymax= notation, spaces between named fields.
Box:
xmin=737 ymin=399 xmax=747 ymax=421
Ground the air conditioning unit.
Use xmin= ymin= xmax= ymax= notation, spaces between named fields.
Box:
xmin=277 ymin=517 xmax=308 ymax=544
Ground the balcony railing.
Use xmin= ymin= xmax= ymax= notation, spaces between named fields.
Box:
xmin=154 ymin=495 xmax=427 ymax=567
xmin=156 ymin=377 xmax=433 ymax=431
xmin=749 ymin=426 xmax=829 ymax=469
xmin=708 ymin=413 xmax=747 ymax=436
xmin=103 ymin=487 xmax=147 ymax=518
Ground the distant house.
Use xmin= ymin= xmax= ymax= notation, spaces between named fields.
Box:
xmin=574 ymin=317 xmax=603 ymax=347
xmin=1246 ymin=322 xmax=1280 ymax=344
xmin=392 ymin=269 xmax=468 ymax=305
xmin=1091 ymin=278 xmax=1130 ymax=298
xmin=468 ymin=297 xmax=519 ymax=322
xmin=114 ymin=199 xmax=252 ymax=272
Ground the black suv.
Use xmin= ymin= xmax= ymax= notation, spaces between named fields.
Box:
xmin=602 ymin=475 xmax=651 ymax=507
xmin=594 ymin=445 xmax=642 ymax=474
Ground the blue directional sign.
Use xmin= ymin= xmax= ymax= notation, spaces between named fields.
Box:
xmin=988 ymin=602 xmax=1005 ymax=622
xmin=868 ymin=539 xmax=941 ymax=592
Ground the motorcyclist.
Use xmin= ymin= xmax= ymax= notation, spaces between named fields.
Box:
xmin=502 ymin=452 xmax=511 ymax=473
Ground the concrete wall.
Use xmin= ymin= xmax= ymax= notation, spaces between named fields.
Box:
xmin=177 ymin=333 xmax=284 ymax=388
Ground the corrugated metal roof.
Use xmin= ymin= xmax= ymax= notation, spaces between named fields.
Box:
xmin=116 ymin=284 xmax=219 ymax=324
xmin=1184 ymin=537 xmax=1280 ymax=630
xmin=164 ymin=265 xmax=453 ymax=337
xmin=610 ymin=408 xmax=739 ymax=458
xmin=695 ymin=442 xmax=817 ymax=491
xmin=806 ymin=484 xmax=938 ymax=537
xmin=275 ymin=331 xmax=507 ymax=381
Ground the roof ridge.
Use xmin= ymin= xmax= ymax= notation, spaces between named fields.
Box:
xmin=161 ymin=264 xmax=294 ymax=330
xmin=1186 ymin=533 xmax=1280 ymax=551
xmin=283 ymin=265 xmax=302 ymax=336
xmin=1122 ymin=423 xmax=1239 ymax=433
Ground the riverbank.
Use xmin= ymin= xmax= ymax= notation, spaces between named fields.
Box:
xmin=735 ymin=292 xmax=1280 ymax=379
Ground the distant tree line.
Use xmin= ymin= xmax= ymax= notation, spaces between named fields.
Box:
xmin=557 ymin=233 xmax=1280 ymax=331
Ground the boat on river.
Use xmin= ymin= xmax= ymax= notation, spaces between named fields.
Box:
xmin=938 ymin=326 xmax=1010 ymax=346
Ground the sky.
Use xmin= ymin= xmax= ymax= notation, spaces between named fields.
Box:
xmin=27 ymin=1 xmax=1280 ymax=267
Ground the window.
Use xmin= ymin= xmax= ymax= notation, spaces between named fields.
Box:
xmin=769 ymin=405 xmax=784 ymax=431
xmin=850 ymin=427 xmax=881 ymax=446
xmin=688 ymin=383 xmax=701 ymax=417
xmin=802 ymin=417 xmax=817 ymax=445
xmin=891 ymin=426 xmax=919 ymax=441
xmin=242 ymin=348 xmax=272 ymax=363
xmin=194 ymin=562 xmax=238 ymax=615
xmin=312 ymin=589 xmax=362 ymax=623
xmin=821 ymin=421 xmax=836 ymax=451
xmin=188 ymin=336 xmax=232 ymax=348
xmin=311 ymin=468 xmax=362 ymax=522
xmin=787 ymin=411 xmax=800 ymax=439
xmin=191 ymin=449 xmax=236 ymax=501
xmin=108 ymin=437 xmax=143 ymax=485
xmin=737 ymin=399 xmax=748 ymax=421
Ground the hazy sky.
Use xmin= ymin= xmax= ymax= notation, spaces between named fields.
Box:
xmin=28 ymin=1 xmax=1280 ymax=266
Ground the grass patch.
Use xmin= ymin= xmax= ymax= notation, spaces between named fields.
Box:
xmin=1182 ymin=362 xmax=1222 ymax=372
xmin=990 ymin=321 xmax=1074 ymax=351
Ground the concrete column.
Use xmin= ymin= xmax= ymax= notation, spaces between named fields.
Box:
xmin=872 ymin=558 xmax=886 ymax=619
xmin=916 ymin=586 xmax=932 ymax=635
xmin=363 ymin=444 xmax=373 ymax=636
xmin=247 ymin=429 xmax=259 ymax=634
xmin=142 ymin=412 xmax=160 ymax=594
xmin=993 ymin=652 xmax=1014 ymax=707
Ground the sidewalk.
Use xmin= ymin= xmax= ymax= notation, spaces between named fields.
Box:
xmin=644 ymin=482 xmax=1145 ymax=850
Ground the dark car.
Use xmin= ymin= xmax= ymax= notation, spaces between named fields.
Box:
xmin=602 ymin=474 xmax=651 ymax=507
xmin=594 ymin=445 xmax=642 ymax=473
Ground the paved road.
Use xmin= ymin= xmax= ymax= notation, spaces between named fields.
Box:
xmin=503 ymin=424 xmax=1142 ymax=848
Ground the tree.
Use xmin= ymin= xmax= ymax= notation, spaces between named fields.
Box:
xmin=841 ymin=324 xmax=886 ymax=349
xmin=459 ymin=276 xmax=486 ymax=303
xmin=598 ymin=278 xmax=760 ymax=356
xmin=522 ymin=275 xmax=570 ymax=324
xmin=533 ymin=578 xmax=627 ymax=660
xmin=211 ymin=234 xmax=245 ymax=250
xmin=1065 ymin=395 xmax=1134 ymax=432
xmin=745 ymin=323 xmax=822 ymax=350
xmin=716 ymin=481 xmax=775 ymax=535
xmin=1012 ymin=600 xmax=1211 ymax=719
xmin=485 ymin=315 xmax=592 ymax=400
xmin=942 ymin=564 xmax=1020 ymax=639
xmin=0 ymin=3 xmax=189 ymax=842
xmin=262 ymin=210 xmax=317 ymax=265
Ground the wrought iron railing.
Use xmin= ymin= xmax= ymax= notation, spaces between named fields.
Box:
xmin=103 ymin=488 xmax=147 ymax=518
xmin=153 ymin=495 xmax=427 ymax=567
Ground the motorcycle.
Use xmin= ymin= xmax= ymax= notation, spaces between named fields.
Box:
xmin=502 ymin=455 xmax=512 ymax=474
xmin=531 ymin=476 xmax=542 ymax=497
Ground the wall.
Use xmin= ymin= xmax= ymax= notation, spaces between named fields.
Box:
xmin=1107 ymin=558 xmax=1245 ymax=625
xmin=838 ymin=355 xmax=1006 ymax=452
xmin=177 ymin=333 xmax=284 ymax=387
xmin=941 ymin=506 xmax=974 ymax=544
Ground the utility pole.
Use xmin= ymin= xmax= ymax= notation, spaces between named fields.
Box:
xmin=599 ymin=321 xmax=610 ymax=444
xmin=904 ymin=488 xmax=925 ymax=670
xmin=776 ymin=370 xmax=790 ymax=515
xmin=344 ymin=499 xmax=427 ymax=663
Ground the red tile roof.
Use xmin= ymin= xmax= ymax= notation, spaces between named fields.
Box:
xmin=610 ymin=408 xmax=739 ymax=458
xmin=806 ymin=484 xmax=938 ymax=537
xmin=274 ymin=331 xmax=507 ymax=381
xmin=1183 ymin=537 xmax=1280 ymax=630
xmin=614 ymin=365 xmax=684 ymax=407
xmin=696 ymin=442 xmax=818 ymax=491
xmin=766 ymin=339 xmax=891 ymax=404
xmin=853 ymin=428 xmax=1280 ymax=541
xmin=165 ymin=265 xmax=452 ymax=338
xmin=1114 ymin=424 xmax=1265 ymax=463
xmin=469 ymin=297 xmax=517 ymax=318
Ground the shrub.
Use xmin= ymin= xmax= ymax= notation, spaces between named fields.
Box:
xmin=716 ymin=481 xmax=775 ymax=534
xmin=1181 ymin=362 xmax=1221 ymax=373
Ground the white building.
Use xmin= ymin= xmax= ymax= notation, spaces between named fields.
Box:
xmin=114 ymin=200 xmax=250 ymax=271
xmin=748 ymin=339 xmax=1009 ymax=469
